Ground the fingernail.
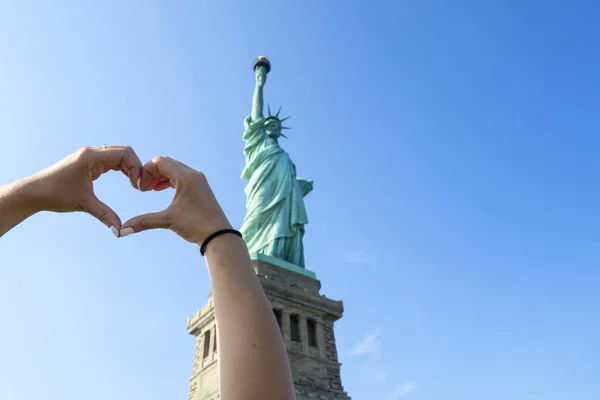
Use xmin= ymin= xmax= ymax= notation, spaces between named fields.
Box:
xmin=110 ymin=226 xmax=119 ymax=238
xmin=120 ymin=227 xmax=134 ymax=237
xmin=136 ymin=178 xmax=141 ymax=190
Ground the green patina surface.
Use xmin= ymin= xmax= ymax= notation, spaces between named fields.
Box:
xmin=240 ymin=56 xmax=313 ymax=269
xmin=250 ymin=252 xmax=317 ymax=279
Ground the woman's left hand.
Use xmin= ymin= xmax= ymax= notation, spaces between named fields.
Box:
xmin=24 ymin=145 xmax=147 ymax=236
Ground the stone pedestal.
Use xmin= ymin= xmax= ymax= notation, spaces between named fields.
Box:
xmin=187 ymin=257 xmax=351 ymax=400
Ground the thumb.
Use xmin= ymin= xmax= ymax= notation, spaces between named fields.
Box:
xmin=120 ymin=210 xmax=170 ymax=238
xmin=82 ymin=196 xmax=122 ymax=237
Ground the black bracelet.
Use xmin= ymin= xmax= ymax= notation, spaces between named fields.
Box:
xmin=200 ymin=229 xmax=243 ymax=256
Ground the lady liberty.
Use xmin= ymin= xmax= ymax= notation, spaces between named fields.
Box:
xmin=240 ymin=56 xmax=313 ymax=267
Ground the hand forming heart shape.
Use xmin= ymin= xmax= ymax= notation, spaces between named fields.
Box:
xmin=25 ymin=146 xmax=232 ymax=245
xmin=0 ymin=144 xmax=296 ymax=399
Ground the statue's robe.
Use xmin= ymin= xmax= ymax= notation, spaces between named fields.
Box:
xmin=240 ymin=115 xmax=312 ymax=267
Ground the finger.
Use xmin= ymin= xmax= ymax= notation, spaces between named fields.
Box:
xmin=96 ymin=145 xmax=143 ymax=190
xmin=81 ymin=195 xmax=122 ymax=237
xmin=139 ymin=168 xmax=154 ymax=192
xmin=142 ymin=156 xmax=185 ymax=182
xmin=142 ymin=156 xmax=198 ymax=190
xmin=120 ymin=210 xmax=170 ymax=238
xmin=142 ymin=156 xmax=174 ymax=179
xmin=153 ymin=180 xmax=172 ymax=191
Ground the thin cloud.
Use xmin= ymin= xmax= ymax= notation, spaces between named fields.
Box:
xmin=360 ymin=364 xmax=390 ymax=384
xmin=388 ymin=382 xmax=416 ymax=399
xmin=349 ymin=328 xmax=381 ymax=359
xmin=343 ymin=248 xmax=395 ymax=270
xmin=344 ymin=249 xmax=380 ymax=269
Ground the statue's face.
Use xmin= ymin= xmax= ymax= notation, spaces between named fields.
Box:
xmin=265 ymin=121 xmax=281 ymax=139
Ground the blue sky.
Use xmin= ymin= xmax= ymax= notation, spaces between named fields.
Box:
xmin=1 ymin=1 xmax=599 ymax=399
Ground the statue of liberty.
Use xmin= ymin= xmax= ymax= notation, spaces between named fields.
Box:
xmin=240 ymin=56 xmax=313 ymax=268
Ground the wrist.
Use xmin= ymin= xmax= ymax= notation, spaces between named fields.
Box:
xmin=201 ymin=230 xmax=246 ymax=258
xmin=20 ymin=172 xmax=55 ymax=214
xmin=13 ymin=176 xmax=44 ymax=216
xmin=193 ymin=217 xmax=234 ymax=248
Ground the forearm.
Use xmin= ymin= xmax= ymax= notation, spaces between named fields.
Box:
xmin=205 ymin=235 xmax=295 ymax=400
xmin=0 ymin=177 xmax=39 ymax=237
xmin=251 ymin=84 xmax=264 ymax=122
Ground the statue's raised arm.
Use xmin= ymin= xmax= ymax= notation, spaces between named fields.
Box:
xmin=251 ymin=56 xmax=270 ymax=122
xmin=240 ymin=56 xmax=311 ymax=268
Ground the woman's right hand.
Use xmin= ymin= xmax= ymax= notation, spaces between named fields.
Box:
xmin=120 ymin=156 xmax=233 ymax=246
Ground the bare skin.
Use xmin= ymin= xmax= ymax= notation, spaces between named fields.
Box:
xmin=0 ymin=145 xmax=144 ymax=237
xmin=0 ymin=147 xmax=295 ymax=400
xmin=120 ymin=156 xmax=296 ymax=399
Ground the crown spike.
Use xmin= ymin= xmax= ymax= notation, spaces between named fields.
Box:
xmin=268 ymin=104 xmax=272 ymax=116
xmin=276 ymin=105 xmax=282 ymax=118
xmin=281 ymin=126 xmax=291 ymax=130
xmin=280 ymin=133 xmax=288 ymax=139
xmin=280 ymin=116 xmax=291 ymax=122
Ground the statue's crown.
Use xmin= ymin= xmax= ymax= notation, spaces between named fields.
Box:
xmin=265 ymin=105 xmax=291 ymax=138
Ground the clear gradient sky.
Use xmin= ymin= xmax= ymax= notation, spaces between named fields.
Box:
xmin=1 ymin=2 xmax=599 ymax=400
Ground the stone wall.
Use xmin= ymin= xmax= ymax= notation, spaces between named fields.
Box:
xmin=188 ymin=259 xmax=351 ymax=400
xmin=188 ymin=293 xmax=219 ymax=400
xmin=323 ymin=322 xmax=339 ymax=363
